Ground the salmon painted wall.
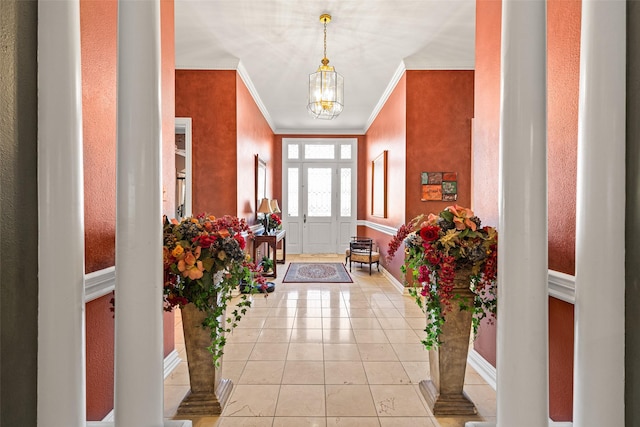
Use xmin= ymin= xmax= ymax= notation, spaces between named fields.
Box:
xmin=236 ymin=75 xmax=274 ymax=224
xmin=364 ymin=75 xmax=407 ymax=276
xmin=80 ymin=0 xmax=117 ymax=419
xmin=176 ymin=70 xmax=238 ymax=217
xmin=81 ymin=0 xmax=176 ymax=419
xmin=546 ymin=0 xmax=581 ymax=420
xmin=405 ymin=70 xmax=474 ymax=221
xmin=160 ymin=0 xmax=176 ymax=360
xmin=474 ymin=0 xmax=580 ymax=420
xmin=471 ymin=0 xmax=502 ymax=369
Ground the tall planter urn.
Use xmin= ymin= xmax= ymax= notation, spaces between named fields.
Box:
xmin=176 ymin=303 xmax=233 ymax=416
xmin=419 ymin=268 xmax=477 ymax=415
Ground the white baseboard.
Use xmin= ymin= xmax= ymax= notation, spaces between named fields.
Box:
xmin=380 ymin=265 xmax=406 ymax=294
xmin=88 ymin=422 xmax=191 ymax=427
xmin=466 ymin=422 xmax=571 ymax=427
xmin=465 ymin=351 xmax=573 ymax=427
xmin=467 ymin=349 xmax=497 ymax=390
xmin=99 ymin=350 xmax=182 ymax=422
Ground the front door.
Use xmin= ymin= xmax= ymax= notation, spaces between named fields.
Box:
xmin=282 ymin=139 xmax=357 ymax=254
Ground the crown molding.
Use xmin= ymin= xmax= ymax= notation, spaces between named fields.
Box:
xmin=403 ymin=59 xmax=475 ymax=70
xmin=364 ymin=61 xmax=407 ymax=133
xmin=176 ymin=58 xmax=240 ymax=70
xmin=275 ymin=127 xmax=366 ymax=135
xmin=237 ymin=61 xmax=276 ymax=132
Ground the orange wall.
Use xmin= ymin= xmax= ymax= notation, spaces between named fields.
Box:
xmin=160 ymin=0 xmax=176 ymax=360
xmin=176 ymin=70 xmax=238 ymax=216
xmin=472 ymin=0 xmax=502 ymax=369
xmin=80 ymin=0 xmax=117 ymax=419
xmin=406 ymin=70 xmax=474 ymax=220
xmin=363 ymin=75 xmax=407 ymax=273
xmin=546 ymin=0 xmax=581 ymax=420
xmin=473 ymin=0 xmax=580 ymax=420
xmin=548 ymin=0 xmax=580 ymax=275
xmin=81 ymin=0 xmax=176 ymax=419
xmin=236 ymin=75 xmax=275 ymax=224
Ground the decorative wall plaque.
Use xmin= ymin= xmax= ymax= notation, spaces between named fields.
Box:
xmin=421 ymin=172 xmax=457 ymax=201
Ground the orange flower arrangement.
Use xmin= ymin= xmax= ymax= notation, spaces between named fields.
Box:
xmin=163 ymin=214 xmax=265 ymax=365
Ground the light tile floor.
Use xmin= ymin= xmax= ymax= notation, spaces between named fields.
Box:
xmin=164 ymin=254 xmax=496 ymax=427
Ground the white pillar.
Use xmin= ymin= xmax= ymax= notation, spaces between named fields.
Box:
xmin=37 ymin=0 xmax=87 ymax=426
xmin=573 ymin=2 xmax=626 ymax=426
xmin=497 ymin=1 xmax=548 ymax=426
xmin=115 ymin=1 xmax=164 ymax=426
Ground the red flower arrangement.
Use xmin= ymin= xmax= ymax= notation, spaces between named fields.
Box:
xmin=388 ymin=205 xmax=497 ymax=349
xmin=163 ymin=214 xmax=266 ymax=365
xmin=267 ymin=213 xmax=282 ymax=233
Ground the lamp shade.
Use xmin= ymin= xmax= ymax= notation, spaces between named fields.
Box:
xmin=270 ymin=199 xmax=281 ymax=214
xmin=257 ymin=198 xmax=272 ymax=214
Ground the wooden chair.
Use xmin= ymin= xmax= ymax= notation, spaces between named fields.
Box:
xmin=345 ymin=236 xmax=380 ymax=275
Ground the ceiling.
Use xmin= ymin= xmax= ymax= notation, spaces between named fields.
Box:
xmin=175 ymin=1 xmax=476 ymax=135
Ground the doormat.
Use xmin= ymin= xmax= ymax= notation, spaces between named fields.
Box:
xmin=282 ymin=263 xmax=353 ymax=283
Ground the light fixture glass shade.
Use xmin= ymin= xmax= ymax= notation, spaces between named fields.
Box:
xmin=307 ymin=65 xmax=344 ymax=120
xmin=257 ymin=198 xmax=272 ymax=214
xmin=269 ymin=199 xmax=281 ymax=213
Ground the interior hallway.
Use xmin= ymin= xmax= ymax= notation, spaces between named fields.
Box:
xmin=163 ymin=254 xmax=496 ymax=427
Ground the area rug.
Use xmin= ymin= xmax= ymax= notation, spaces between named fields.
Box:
xmin=282 ymin=262 xmax=353 ymax=283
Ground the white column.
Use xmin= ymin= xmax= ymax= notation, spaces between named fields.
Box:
xmin=115 ymin=1 xmax=164 ymax=426
xmin=573 ymin=2 xmax=626 ymax=426
xmin=497 ymin=1 xmax=548 ymax=426
xmin=37 ymin=0 xmax=86 ymax=426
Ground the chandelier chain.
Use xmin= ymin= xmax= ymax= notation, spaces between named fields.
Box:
xmin=323 ymin=19 xmax=327 ymax=60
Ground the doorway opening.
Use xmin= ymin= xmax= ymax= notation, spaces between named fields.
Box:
xmin=282 ymin=138 xmax=357 ymax=254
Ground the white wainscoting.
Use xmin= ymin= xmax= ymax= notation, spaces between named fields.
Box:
xmin=85 ymin=266 xmax=115 ymax=302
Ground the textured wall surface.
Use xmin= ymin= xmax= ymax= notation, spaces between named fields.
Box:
xmin=81 ymin=0 xmax=176 ymax=419
xmin=236 ymin=75 xmax=275 ymax=224
xmin=0 ymin=1 xmax=39 ymax=425
xmin=473 ymin=0 xmax=579 ymax=419
xmin=546 ymin=0 xmax=581 ymax=419
xmin=176 ymin=70 xmax=238 ymax=216
xmin=547 ymin=0 xmax=581 ymax=275
xmin=405 ymin=70 xmax=474 ymax=221
xmin=364 ymin=75 xmax=407 ymax=273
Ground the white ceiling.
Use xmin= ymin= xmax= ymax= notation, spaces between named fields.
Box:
xmin=175 ymin=1 xmax=476 ymax=134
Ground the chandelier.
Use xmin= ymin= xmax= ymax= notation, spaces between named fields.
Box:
xmin=307 ymin=14 xmax=344 ymax=120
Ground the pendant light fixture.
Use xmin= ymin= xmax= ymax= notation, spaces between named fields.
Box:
xmin=307 ymin=14 xmax=344 ymax=120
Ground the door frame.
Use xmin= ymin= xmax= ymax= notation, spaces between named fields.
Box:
xmin=175 ymin=117 xmax=192 ymax=219
xmin=282 ymin=138 xmax=358 ymax=254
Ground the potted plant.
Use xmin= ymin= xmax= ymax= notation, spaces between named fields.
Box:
xmin=388 ymin=205 xmax=497 ymax=415
xmin=163 ymin=214 xmax=266 ymax=415
xmin=260 ymin=255 xmax=275 ymax=274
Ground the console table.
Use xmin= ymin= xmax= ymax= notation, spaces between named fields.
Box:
xmin=253 ymin=229 xmax=286 ymax=278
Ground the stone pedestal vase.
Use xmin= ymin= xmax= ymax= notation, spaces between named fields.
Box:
xmin=419 ymin=268 xmax=477 ymax=415
xmin=176 ymin=302 xmax=233 ymax=416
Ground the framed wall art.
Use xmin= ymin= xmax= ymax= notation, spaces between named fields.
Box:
xmin=421 ymin=171 xmax=458 ymax=201
xmin=371 ymin=150 xmax=388 ymax=218
xmin=255 ymin=155 xmax=267 ymax=220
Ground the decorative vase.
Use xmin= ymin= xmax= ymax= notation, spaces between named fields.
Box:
xmin=419 ymin=267 xmax=477 ymax=415
xmin=176 ymin=302 xmax=233 ymax=416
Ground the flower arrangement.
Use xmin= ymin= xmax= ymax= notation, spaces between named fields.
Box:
xmin=267 ymin=213 xmax=282 ymax=233
xmin=163 ymin=214 xmax=266 ymax=366
xmin=388 ymin=205 xmax=497 ymax=349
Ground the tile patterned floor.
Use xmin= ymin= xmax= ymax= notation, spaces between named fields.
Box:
xmin=164 ymin=255 xmax=496 ymax=427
